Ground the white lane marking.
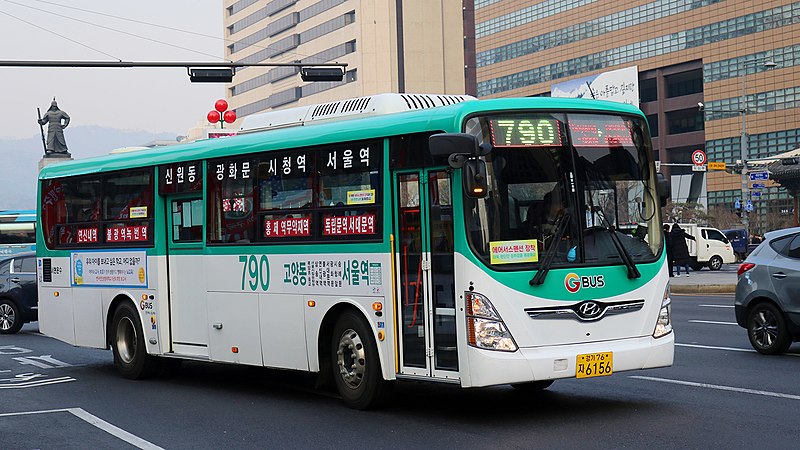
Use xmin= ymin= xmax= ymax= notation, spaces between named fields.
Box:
xmin=631 ymin=376 xmax=800 ymax=401
xmin=68 ymin=408 xmax=164 ymax=450
xmin=676 ymin=343 xmax=800 ymax=357
xmin=698 ymin=304 xmax=734 ymax=308
xmin=0 ymin=376 xmax=76 ymax=389
xmin=688 ymin=320 xmax=738 ymax=325
xmin=0 ymin=408 xmax=163 ymax=449
xmin=676 ymin=343 xmax=752 ymax=352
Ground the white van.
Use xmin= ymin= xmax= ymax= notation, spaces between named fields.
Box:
xmin=675 ymin=223 xmax=737 ymax=270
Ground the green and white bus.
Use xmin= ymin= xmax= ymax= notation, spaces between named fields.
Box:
xmin=37 ymin=94 xmax=673 ymax=409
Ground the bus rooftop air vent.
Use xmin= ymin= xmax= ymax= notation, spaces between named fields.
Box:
xmin=239 ymin=93 xmax=476 ymax=134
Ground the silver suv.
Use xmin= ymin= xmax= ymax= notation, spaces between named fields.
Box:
xmin=735 ymin=227 xmax=800 ymax=354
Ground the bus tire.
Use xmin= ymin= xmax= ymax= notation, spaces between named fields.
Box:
xmin=331 ymin=310 xmax=391 ymax=409
xmin=0 ymin=298 xmax=23 ymax=335
xmin=111 ymin=302 xmax=159 ymax=379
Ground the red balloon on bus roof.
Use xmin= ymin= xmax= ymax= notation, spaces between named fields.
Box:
xmin=223 ymin=110 xmax=237 ymax=123
xmin=214 ymin=99 xmax=228 ymax=113
xmin=207 ymin=110 xmax=221 ymax=123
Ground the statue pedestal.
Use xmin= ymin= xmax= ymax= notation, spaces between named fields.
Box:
xmin=38 ymin=153 xmax=73 ymax=171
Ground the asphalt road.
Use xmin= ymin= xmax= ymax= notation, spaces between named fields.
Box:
xmin=2 ymin=294 xmax=798 ymax=449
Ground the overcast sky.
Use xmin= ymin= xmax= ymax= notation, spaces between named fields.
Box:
xmin=0 ymin=0 xmax=225 ymax=139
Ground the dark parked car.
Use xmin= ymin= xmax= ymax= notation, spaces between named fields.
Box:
xmin=0 ymin=252 xmax=38 ymax=334
xmin=735 ymin=227 xmax=800 ymax=354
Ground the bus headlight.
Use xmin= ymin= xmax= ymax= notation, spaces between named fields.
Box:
xmin=465 ymin=291 xmax=517 ymax=352
xmin=653 ymin=285 xmax=672 ymax=338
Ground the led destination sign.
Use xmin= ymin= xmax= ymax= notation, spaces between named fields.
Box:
xmin=488 ymin=116 xmax=635 ymax=148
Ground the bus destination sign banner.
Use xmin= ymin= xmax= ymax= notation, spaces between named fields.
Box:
xmin=160 ymin=161 xmax=203 ymax=194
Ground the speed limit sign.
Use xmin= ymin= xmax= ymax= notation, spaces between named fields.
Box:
xmin=692 ymin=149 xmax=707 ymax=166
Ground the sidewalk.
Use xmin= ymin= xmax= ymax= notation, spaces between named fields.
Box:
xmin=669 ymin=265 xmax=738 ymax=294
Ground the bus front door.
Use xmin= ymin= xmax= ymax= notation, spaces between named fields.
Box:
xmin=394 ymin=169 xmax=458 ymax=379
xmin=165 ymin=196 xmax=208 ymax=357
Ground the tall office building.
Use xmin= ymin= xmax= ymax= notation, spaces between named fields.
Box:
xmin=472 ymin=0 xmax=800 ymax=232
xmin=223 ymin=0 xmax=465 ymax=118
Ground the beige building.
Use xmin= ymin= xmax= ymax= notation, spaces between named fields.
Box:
xmin=223 ymin=0 xmax=465 ymax=119
xmin=472 ymin=0 xmax=800 ymax=232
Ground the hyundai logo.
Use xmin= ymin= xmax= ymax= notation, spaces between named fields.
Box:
xmin=576 ymin=301 xmax=603 ymax=319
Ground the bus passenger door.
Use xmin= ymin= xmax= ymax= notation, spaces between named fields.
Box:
xmin=165 ymin=195 xmax=209 ymax=357
xmin=394 ymin=169 xmax=458 ymax=379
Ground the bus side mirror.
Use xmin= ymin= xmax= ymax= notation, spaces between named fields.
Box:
xmin=656 ymin=172 xmax=670 ymax=207
xmin=429 ymin=133 xmax=491 ymax=168
xmin=463 ymin=159 xmax=488 ymax=198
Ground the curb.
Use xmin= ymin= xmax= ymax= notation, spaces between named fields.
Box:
xmin=670 ymin=284 xmax=736 ymax=294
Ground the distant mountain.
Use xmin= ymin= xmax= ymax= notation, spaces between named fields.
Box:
xmin=0 ymin=126 xmax=179 ymax=210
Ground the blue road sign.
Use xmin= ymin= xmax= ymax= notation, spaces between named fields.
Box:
xmin=751 ymin=191 xmax=762 ymax=197
xmin=745 ymin=199 xmax=754 ymax=212
xmin=734 ymin=198 xmax=741 ymax=209
xmin=751 ymin=183 xmax=766 ymax=189
xmin=749 ymin=171 xmax=769 ymax=181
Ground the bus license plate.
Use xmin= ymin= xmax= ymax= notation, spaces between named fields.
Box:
xmin=576 ymin=352 xmax=613 ymax=378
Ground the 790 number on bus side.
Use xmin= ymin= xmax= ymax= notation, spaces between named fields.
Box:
xmin=239 ymin=255 xmax=270 ymax=291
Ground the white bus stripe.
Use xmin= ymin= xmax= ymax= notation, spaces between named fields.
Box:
xmin=688 ymin=320 xmax=738 ymax=325
xmin=698 ymin=304 xmax=734 ymax=308
xmin=630 ymin=376 xmax=800 ymax=401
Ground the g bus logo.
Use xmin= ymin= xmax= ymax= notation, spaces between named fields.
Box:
xmin=564 ymin=273 xmax=605 ymax=293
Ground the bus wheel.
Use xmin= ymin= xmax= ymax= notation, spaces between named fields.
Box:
xmin=111 ymin=302 xmax=159 ymax=379
xmin=0 ymin=299 xmax=23 ymax=334
xmin=331 ymin=310 xmax=391 ymax=409
xmin=511 ymin=380 xmax=554 ymax=392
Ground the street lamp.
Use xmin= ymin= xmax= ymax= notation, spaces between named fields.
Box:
xmin=739 ymin=59 xmax=778 ymax=235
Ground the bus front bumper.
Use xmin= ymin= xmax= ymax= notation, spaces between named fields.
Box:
xmin=463 ymin=333 xmax=675 ymax=388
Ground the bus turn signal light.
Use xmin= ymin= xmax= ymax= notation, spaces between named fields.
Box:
xmin=231 ymin=347 xmax=239 ymax=354
xmin=372 ymin=302 xmax=383 ymax=311
xmin=307 ymin=300 xmax=316 ymax=307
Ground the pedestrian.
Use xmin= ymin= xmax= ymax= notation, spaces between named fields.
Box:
xmin=670 ymin=224 xmax=695 ymax=277
xmin=664 ymin=224 xmax=674 ymax=277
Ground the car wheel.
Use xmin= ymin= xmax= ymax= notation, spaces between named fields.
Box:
xmin=747 ymin=302 xmax=792 ymax=355
xmin=0 ymin=299 xmax=23 ymax=334
xmin=111 ymin=302 xmax=159 ymax=379
xmin=708 ymin=255 xmax=723 ymax=271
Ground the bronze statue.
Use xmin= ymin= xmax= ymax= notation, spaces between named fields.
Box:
xmin=38 ymin=98 xmax=71 ymax=156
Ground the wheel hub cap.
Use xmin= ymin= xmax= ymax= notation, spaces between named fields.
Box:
xmin=0 ymin=304 xmax=15 ymax=331
xmin=336 ymin=328 xmax=366 ymax=389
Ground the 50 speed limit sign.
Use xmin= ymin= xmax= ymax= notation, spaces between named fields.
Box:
xmin=692 ymin=149 xmax=707 ymax=166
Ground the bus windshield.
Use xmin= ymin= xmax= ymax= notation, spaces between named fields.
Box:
xmin=464 ymin=112 xmax=662 ymax=270
xmin=0 ymin=210 xmax=36 ymax=256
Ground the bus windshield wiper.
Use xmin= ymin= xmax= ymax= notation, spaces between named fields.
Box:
xmin=530 ymin=211 xmax=570 ymax=286
xmin=594 ymin=214 xmax=641 ymax=279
